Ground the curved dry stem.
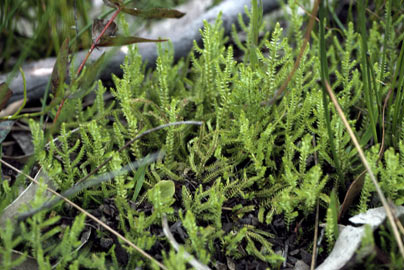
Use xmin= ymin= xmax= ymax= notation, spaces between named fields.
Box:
xmin=0 ymin=158 xmax=168 ymax=269
xmin=324 ymin=81 xmax=404 ymax=258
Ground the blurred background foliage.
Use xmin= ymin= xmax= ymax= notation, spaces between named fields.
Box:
xmin=0 ymin=0 xmax=189 ymax=73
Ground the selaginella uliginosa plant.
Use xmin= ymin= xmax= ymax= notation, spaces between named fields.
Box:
xmin=1 ymin=0 xmax=404 ymax=269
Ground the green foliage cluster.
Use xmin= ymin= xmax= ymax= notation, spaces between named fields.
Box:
xmin=1 ymin=0 xmax=404 ymax=269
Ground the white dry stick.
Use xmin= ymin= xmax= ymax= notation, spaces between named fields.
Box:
xmin=162 ymin=215 xmax=211 ymax=270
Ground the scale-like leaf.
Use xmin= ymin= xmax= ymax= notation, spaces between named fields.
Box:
xmin=97 ymin=35 xmax=167 ymax=47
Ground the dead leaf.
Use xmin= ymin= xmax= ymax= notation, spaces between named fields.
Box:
xmin=316 ymin=206 xmax=404 ymax=270
xmin=0 ymin=169 xmax=55 ymax=228
xmin=50 ymin=38 xmax=70 ymax=102
xmin=338 ymin=171 xmax=366 ymax=221
xmin=0 ymin=120 xmax=15 ymax=144
xmin=92 ymin=18 xmax=118 ymax=43
xmin=12 ymin=132 xmax=34 ymax=155
xmin=294 ymin=260 xmax=310 ymax=270
xmin=0 ymin=82 xmax=13 ymax=111
xmin=102 ymin=0 xmax=123 ymax=8
xmin=0 ymin=99 xmax=25 ymax=117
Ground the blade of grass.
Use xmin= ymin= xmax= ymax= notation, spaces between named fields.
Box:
xmin=357 ymin=0 xmax=379 ymax=144
xmin=5 ymin=5 xmax=52 ymax=86
xmin=326 ymin=1 xmax=346 ymax=33
xmin=366 ymin=52 xmax=382 ymax=123
xmin=0 ymin=0 xmax=25 ymax=68
xmin=131 ymin=161 xmax=146 ymax=202
xmin=391 ymin=41 xmax=404 ymax=146
xmin=318 ymin=0 xmax=343 ymax=184
xmin=319 ymin=1 xmax=403 ymax=256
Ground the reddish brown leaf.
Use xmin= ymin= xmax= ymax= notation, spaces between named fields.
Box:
xmin=50 ymin=38 xmax=70 ymax=100
xmin=338 ymin=171 xmax=366 ymax=221
xmin=122 ymin=7 xmax=185 ymax=19
xmin=92 ymin=18 xmax=118 ymax=43
xmin=102 ymin=0 xmax=123 ymax=8
xmin=97 ymin=35 xmax=167 ymax=47
xmin=0 ymin=82 xmax=13 ymax=111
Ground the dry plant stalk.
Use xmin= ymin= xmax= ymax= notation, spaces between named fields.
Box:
xmin=324 ymin=81 xmax=404 ymax=258
xmin=0 ymin=159 xmax=168 ymax=270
